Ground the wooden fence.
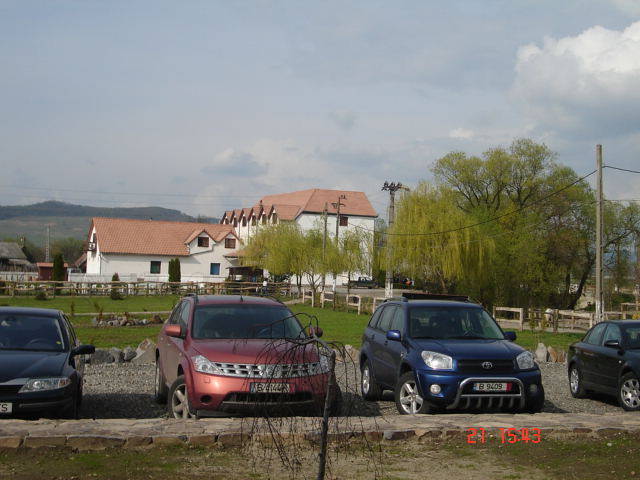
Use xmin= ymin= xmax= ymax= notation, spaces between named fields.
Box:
xmin=0 ymin=280 xmax=296 ymax=298
xmin=493 ymin=307 xmax=525 ymax=331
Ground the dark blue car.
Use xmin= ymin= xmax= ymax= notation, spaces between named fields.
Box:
xmin=359 ymin=298 xmax=544 ymax=414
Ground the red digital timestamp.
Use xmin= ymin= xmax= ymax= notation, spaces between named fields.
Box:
xmin=466 ymin=427 xmax=542 ymax=444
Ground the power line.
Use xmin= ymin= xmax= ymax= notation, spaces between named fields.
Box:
xmin=605 ymin=165 xmax=640 ymax=175
xmin=352 ymin=169 xmax=597 ymax=237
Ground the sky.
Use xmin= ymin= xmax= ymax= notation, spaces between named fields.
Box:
xmin=1 ymin=0 xmax=639 ymax=218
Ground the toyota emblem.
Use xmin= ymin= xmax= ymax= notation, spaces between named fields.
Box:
xmin=482 ymin=361 xmax=493 ymax=370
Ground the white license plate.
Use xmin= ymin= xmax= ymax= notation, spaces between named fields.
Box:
xmin=0 ymin=402 xmax=12 ymax=414
xmin=473 ymin=382 xmax=510 ymax=392
xmin=250 ymin=383 xmax=291 ymax=393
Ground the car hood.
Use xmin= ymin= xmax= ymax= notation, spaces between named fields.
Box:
xmin=411 ymin=339 xmax=525 ymax=360
xmin=0 ymin=350 xmax=68 ymax=383
xmin=190 ymin=339 xmax=321 ymax=364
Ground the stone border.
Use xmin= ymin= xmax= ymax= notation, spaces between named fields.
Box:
xmin=1 ymin=413 xmax=640 ymax=451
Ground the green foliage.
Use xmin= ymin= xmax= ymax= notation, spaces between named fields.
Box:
xmin=110 ymin=272 xmax=123 ymax=300
xmin=34 ymin=289 xmax=48 ymax=301
xmin=390 ymin=138 xmax=640 ymax=310
xmin=168 ymin=258 xmax=181 ymax=283
xmin=52 ymin=253 xmax=65 ymax=282
xmin=52 ymin=237 xmax=85 ymax=264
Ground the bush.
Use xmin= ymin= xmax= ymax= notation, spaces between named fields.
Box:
xmin=110 ymin=273 xmax=123 ymax=300
xmin=35 ymin=289 xmax=47 ymax=301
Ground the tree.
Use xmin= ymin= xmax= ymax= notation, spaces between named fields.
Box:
xmin=52 ymin=253 xmax=65 ymax=281
xmin=168 ymin=258 xmax=181 ymax=283
xmin=110 ymin=272 xmax=123 ymax=300
xmin=52 ymin=237 xmax=85 ymax=265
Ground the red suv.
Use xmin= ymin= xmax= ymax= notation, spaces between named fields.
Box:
xmin=155 ymin=295 xmax=340 ymax=418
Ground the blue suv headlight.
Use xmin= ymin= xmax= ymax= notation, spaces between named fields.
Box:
xmin=421 ymin=351 xmax=453 ymax=370
xmin=516 ymin=351 xmax=536 ymax=370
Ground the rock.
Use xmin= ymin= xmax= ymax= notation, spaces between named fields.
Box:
xmin=535 ymin=343 xmax=549 ymax=363
xmin=556 ymin=349 xmax=567 ymax=363
xmin=122 ymin=346 xmax=136 ymax=362
xmin=132 ymin=339 xmax=156 ymax=364
xmin=140 ymin=319 xmax=149 ymax=325
xmin=109 ymin=348 xmax=124 ymax=363
xmin=91 ymin=349 xmax=115 ymax=364
xmin=344 ymin=345 xmax=360 ymax=362
xmin=151 ymin=314 xmax=163 ymax=324
xmin=547 ymin=346 xmax=558 ymax=362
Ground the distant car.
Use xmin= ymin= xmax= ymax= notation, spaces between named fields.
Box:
xmin=568 ymin=320 xmax=640 ymax=411
xmin=155 ymin=295 xmax=341 ymax=418
xmin=359 ymin=298 xmax=544 ymax=414
xmin=348 ymin=277 xmax=377 ymax=289
xmin=0 ymin=307 xmax=95 ymax=418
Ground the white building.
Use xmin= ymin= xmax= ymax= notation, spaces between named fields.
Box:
xmin=80 ymin=217 xmax=242 ymax=282
xmin=220 ymin=188 xmax=378 ymax=285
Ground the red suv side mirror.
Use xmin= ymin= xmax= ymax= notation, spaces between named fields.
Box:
xmin=165 ymin=324 xmax=183 ymax=338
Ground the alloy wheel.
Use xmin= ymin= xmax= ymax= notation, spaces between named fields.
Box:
xmin=362 ymin=366 xmax=370 ymax=395
xmin=399 ymin=380 xmax=423 ymax=414
xmin=621 ymin=378 xmax=640 ymax=409
xmin=171 ymin=384 xmax=194 ymax=419
xmin=154 ymin=364 xmax=161 ymax=396
xmin=569 ymin=368 xmax=580 ymax=394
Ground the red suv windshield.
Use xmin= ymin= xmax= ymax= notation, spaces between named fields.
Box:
xmin=192 ymin=305 xmax=304 ymax=339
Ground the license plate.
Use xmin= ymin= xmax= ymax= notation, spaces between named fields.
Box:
xmin=0 ymin=402 xmax=12 ymax=414
xmin=473 ymin=382 xmax=510 ymax=392
xmin=250 ymin=383 xmax=291 ymax=393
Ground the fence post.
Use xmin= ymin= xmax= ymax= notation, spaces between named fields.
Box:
xmin=553 ymin=309 xmax=559 ymax=333
xmin=518 ymin=308 xmax=524 ymax=331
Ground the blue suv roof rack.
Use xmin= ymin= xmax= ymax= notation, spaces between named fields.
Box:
xmin=399 ymin=292 xmax=473 ymax=302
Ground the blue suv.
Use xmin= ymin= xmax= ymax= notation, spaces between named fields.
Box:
xmin=359 ymin=298 xmax=544 ymax=414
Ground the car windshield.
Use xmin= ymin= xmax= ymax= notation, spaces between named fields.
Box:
xmin=192 ymin=305 xmax=305 ymax=339
xmin=0 ymin=314 xmax=66 ymax=351
xmin=408 ymin=306 xmax=504 ymax=340
xmin=622 ymin=325 xmax=640 ymax=349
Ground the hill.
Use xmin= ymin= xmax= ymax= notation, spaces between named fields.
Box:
xmin=0 ymin=201 xmax=218 ymax=243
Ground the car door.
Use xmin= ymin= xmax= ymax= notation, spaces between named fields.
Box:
xmin=595 ymin=324 xmax=624 ymax=392
xmin=377 ymin=306 xmax=407 ymax=388
xmin=160 ymin=301 xmax=185 ymax=385
xmin=369 ymin=305 xmax=396 ymax=388
xmin=362 ymin=307 xmax=384 ymax=360
xmin=62 ymin=315 xmax=83 ymax=376
xmin=578 ymin=323 xmax=607 ymax=387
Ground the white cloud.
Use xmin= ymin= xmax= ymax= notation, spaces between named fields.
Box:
xmin=511 ymin=21 xmax=640 ymax=136
xmin=610 ymin=0 xmax=640 ymax=16
xmin=449 ymin=128 xmax=475 ymax=139
xmin=328 ymin=110 xmax=357 ymax=131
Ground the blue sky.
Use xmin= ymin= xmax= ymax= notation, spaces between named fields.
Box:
xmin=1 ymin=0 xmax=639 ymax=217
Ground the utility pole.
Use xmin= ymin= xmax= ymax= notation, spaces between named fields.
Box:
xmin=331 ymin=195 xmax=346 ymax=292
xmin=45 ymin=225 xmax=51 ymax=263
xmin=595 ymin=145 xmax=604 ymax=322
xmin=321 ymin=202 xmax=328 ymax=292
xmin=382 ymin=182 xmax=403 ymax=298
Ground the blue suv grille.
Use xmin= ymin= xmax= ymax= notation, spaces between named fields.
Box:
xmin=457 ymin=359 xmax=515 ymax=374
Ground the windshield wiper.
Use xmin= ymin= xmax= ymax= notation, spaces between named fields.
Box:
xmin=446 ymin=335 xmax=489 ymax=340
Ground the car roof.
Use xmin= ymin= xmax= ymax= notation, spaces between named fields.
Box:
xmin=0 ymin=306 xmax=62 ymax=317
xmin=605 ymin=320 xmax=640 ymax=326
xmin=186 ymin=295 xmax=286 ymax=306
xmin=384 ymin=300 xmax=481 ymax=308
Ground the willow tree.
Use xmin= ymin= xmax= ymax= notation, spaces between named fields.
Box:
xmin=387 ymin=183 xmax=495 ymax=295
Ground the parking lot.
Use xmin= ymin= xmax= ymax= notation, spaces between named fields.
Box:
xmin=80 ymin=360 xmax=622 ymax=419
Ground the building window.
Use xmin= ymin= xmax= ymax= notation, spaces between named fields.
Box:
xmin=242 ymin=217 xmax=247 ymax=226
xmin=272 ymin=213 xmax=278 ymax=224
xmin=262 ymin=215 xmax=267 ymax=225
xmin=339 ymin=215 xmax=348 ymax=227
xmin=225 ymin=238 xmax=236 ymax=249
xmin=197 ymin=237 xmax=209 ymax=247
xmin=251 ymin=216 xmax=256 ymax=226
xmin=150 ymin=261 xmax=161 ymax=274
xmin=233 ymin=219 xmax=238 ymax=227
xmin=210 ymin=263 xmax=220 ymax=275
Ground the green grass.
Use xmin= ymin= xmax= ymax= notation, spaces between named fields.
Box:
xmin=0 ymin=295 xmax=179 ymax=315
xmin=74 ymin=325 xmax=162 ymax=349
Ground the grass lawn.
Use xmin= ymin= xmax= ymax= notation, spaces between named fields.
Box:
xmin=1 ymin=434 xmax=638 ymax=479
xmin=74 ymin=325 xmax=162 ymax=349
xmin=0 ymin=295 xmax=179 ymax=315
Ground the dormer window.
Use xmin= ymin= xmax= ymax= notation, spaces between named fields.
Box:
xmin=262 ymin=215 xmax=267 ymax=225
xmin=197 ymin=236 xmax=209 ymax=247
xmin=242 ymin=217 xmax=247 ymax=227
xmin=272 ymin=213 xmax=278 ymax=224
xmin=225 ymin=238 xmax=236 ymax=249
xmin=251 ymin=216 xmax=257 ymax=226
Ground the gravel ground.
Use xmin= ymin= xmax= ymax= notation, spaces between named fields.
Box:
xmin=80 ymin=360 xmax=623 ymax=419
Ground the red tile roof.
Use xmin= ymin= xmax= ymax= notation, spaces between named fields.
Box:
xmin=89 ymin=217 xmax=238 ymax=256
xmin=257 ymin=189 xmax=377 ymax=218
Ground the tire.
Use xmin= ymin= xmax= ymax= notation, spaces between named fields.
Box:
xmin=569 ymin=364 xmax=587 ymax=399
xmin=168 ymin=375 xmax=195 ymax=419
xmin=360 ymin=360 xmax=383 ymax=401
xmin=61 ymin=391 xmax=80 ymax=419
xmin=525 ymin=384 xmax=545 ymax=413
xmin=395 ymin=371 xmax=435 ymax=415
xmin=618 ymin=372 xmax=640 ymax=411
xmin=154 ymin=359 xmax=169 ymax=404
